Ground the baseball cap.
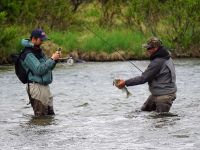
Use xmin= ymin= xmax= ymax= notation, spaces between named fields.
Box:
xmin=142 ymin=37 xmax=162 ymax=49
xmin=30 ymin=29 xmax=49 ymax=41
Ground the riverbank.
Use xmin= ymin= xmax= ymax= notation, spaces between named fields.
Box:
xmin=1 ymin=27 xmax=200 ymax=65
xmin=1 ymin=39 xmax=200 ymax=65
xmin=2 ymin=50 xmax=200 ymax=65
xmin=0 ymin=38 xmax=200 ymax=65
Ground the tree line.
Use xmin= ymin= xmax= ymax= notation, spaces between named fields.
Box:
xmin=1 ymin=0 xmax=200 ymax=63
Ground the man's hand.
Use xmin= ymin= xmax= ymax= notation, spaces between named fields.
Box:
xmin=51 ymin=51 xmax=61 ymax=61
xmin=115 ymin=79 xmax=125 ymax=89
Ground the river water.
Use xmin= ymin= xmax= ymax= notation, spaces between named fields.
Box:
xmin=0 ymin=59 xmax=200 ymax=150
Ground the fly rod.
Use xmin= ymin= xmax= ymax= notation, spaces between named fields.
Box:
xmin=83 ymin=25 xmax=143 ymax=73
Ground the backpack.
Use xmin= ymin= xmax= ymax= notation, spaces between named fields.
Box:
xmin=14 ymin=48 xmax=32 ymax=84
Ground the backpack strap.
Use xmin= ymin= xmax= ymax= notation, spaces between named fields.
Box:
xmin=20 ymin=48 xmax=34 ymax=78
xmin=20 ymin=48 xmax=32 ymax=61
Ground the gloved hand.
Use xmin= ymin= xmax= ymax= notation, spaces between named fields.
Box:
xmin=114 ymin=79 xmax=125 ymax=89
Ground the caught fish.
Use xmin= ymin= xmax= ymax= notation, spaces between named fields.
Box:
xmin=113 ymin=79 xmax=132 ymax=98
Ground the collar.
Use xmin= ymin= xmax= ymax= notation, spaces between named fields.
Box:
xmin=150 ymin=46 xmax=170 ymax=60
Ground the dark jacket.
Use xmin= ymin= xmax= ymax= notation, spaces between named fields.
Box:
xmin=21 ymin=39 xmax=56 ymax=85
xmin=125 ymin=46 xmax=177 ymax=96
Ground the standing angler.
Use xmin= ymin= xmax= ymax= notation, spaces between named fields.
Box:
xmin=20 ymin=29 xmax=61 ymax=116
xmin=115 ymin=37 xmax=177 ymax=113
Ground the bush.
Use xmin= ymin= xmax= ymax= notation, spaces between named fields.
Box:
xmin=0 ymin=11 xmax=23 ymax=63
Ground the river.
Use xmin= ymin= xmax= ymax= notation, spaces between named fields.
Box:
xmin=0 ymin=59 xmax=200 ymax=150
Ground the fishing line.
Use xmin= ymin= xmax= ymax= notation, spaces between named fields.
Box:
xmin=83 ymin=25 xmax=143 ymax=73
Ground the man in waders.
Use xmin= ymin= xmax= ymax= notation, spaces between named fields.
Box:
xmin=21 ymin=29 xmax=61 ymax=116
xmin=116 ymin=37 xmax=177 ymax=112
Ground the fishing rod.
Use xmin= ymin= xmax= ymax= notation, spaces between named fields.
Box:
xmin=83 ymin=25 xmax=143 ymax=73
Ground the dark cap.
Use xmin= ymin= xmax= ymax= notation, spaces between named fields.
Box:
xmin=30 ymin=29 xmax=48 ymax=41
xmin=142 ymin=37 xmax=162 ymax=49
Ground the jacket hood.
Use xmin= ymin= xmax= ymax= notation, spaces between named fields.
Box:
xmin=21 ymin=39 xmax=34 ymax=48
xmin=21 ymin=39 xmax=42 ymax=53
xmin=150 ymin=46 xmax=170 ymax=60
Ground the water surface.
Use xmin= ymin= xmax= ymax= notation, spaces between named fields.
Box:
xmin=0 ymin=59 xmax=200 ymax=150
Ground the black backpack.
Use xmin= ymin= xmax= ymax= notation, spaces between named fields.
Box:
xmin=14 ymin=48 xmax=32 ymax=84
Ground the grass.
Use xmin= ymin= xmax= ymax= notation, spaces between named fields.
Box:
xmin=48 ymin=31 xmax=79 ymax=52
xmin=49 ymin=27 xmax=146 ymax=56
xmin=0 ymin=24 xmax=150 ymax=64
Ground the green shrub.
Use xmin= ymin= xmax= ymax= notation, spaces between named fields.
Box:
xmin=0 ymin=11 xmax=23 ymax=61
xmin=49 ymin=31 xmax=79 ymax=52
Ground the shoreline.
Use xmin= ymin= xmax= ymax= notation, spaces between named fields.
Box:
xmin=1 ymin=38 xmax=200 ymax=65
xmin=1 ymin=50 xmax=200 ymax=65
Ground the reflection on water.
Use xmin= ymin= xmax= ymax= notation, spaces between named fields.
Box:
xmin=149 ymin=112 xmax=179 ymax=118
xmin=149 ymin=112 xmax=180 ymax=129
xmin=27 ymin=115 xmax=56 ymax=126
xmin=0 ymin=59 xmax=200 ymax=149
